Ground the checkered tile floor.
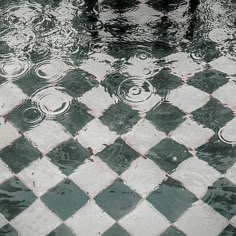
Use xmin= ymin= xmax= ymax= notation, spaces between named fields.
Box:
xmin=0 ymin=0 xmax=236 ymax=235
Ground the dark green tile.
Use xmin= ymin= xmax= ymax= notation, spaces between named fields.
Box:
xmin=197 ymin=135 xmax=236 ymax=174
xmin=100 ymin=102 xmax=140 ymax=135
xmin=0 ymin=177 xmax=36 ymax=220
xmin=47 ymin=139 xmax=91 ymax=175
xmin=0 ymin=137 xmax=42 ymax=173
xmin=58 ymin=68 xmax=98 ymax=97
xmin=47 ymin=224 xmax=75 ymax=236
xmin=161 ymin=226 xmax=186 ymax=236
xmin=57 ymin=100 xmax=93 ymax=136
xmin=192 ymin=98 xmax=234 ymax=131
xmin=152 ymin=40 xmax=177 ymax=59
xmin=188 ymin=69 xmax=229 ymax=94
xmin=101 ymin=72 xmax=127 ymax=97
xmin=8 ymin=99 xmax=45 ymax=132
xmin=202 ymin=178 xmax=236 ymax=220
xmin=98 ymin=138 xmax=139 ymax=174
xmin=14 ymin=71 xmax=48 ymax=96
xmin=41 ymin=179 xmax=88 ymax=220
xmin=150 ymin=68 xmax=183 ymax=97
xmin=102 ymin=224 xmax=130 ymax=236
xmin=147 ymin=178 xmax=197 ymax=222
xmin=219 ymin=224 xmax=236 ymax=236
xmin=0 ymin=77 xmax=6 ymax=85
xmin=0 ymin=224 xmax=19 ymax=236
xmin=146 ymin=102 xmax=186 ymax=133
xmin=147 ymin=138 xmax=191 ymax=173
xmin=95 ymin=179 xmax=141 ymax=220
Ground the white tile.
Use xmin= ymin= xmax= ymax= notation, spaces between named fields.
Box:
xmin=167 ymin=84 xmax=210 ymax=113
xmin=210 ymin=56 xmax=236 ymax=75
xmin=121 ymin=157 xmax=166 ymax=198
xmin=171 ymin=157 xmax=221 ymax=198
xmin=25 ymin=120 xmax=71 ymax=154
xmin=69 ymin=156 xmax=117 ymax=198
xmin=122 ymin=119 xmax=166 ymax=155
xmin=11 ymin=199 xmax=61 ymax=236
xmin=0 ymin=82 xmax=27 ymax=116
xmin=0 ymin=118 xmax=21 ymax=150
xmin=17 ymin=157 xmax=65 ymax=196
xmin=175 ymin=201 xmax=228 ymax=236
xmin=213 ymin=82 xmax=236 ymax=112
xmin=0 ymin=160 xmax=13 ymax=184
xmin=66 ymin=201 xmax=115 ymax=236
xmin=76 ymin=119 xmax=118 ymax=154
xmin=171 ymin=118 xmax=214 ymax=149
xmin=230 ymin=215 xmax=236 ymax=227
xmin=80 ymin=85 xmax=115 ymax=117
xmin=119 ymin=200 xmax=170 ymax=236
xmin=0 ymin=213 xmax=7 ymax=228
xmin=165 ymin=52 xmax=203 ymax=78
xmin=218 ymin=117 xmax=236 ymax=145
xmin=225 ymin=163 xmax=236 ymax=186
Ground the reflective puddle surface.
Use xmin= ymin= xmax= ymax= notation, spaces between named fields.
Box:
xmin=0 ymin=0 xmax=235 ymax=235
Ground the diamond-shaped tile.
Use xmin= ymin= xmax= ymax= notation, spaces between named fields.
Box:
xmin=41 ymin=179 xmax=88 ymax=220
xmin=25 ymin=120 xmax=71 ymax=154
xmin=202 ymin=178 xmax=236 ymax=220
xmin=225 ymin=163 xmax=236 ymax=186
xmin=187 ymin=69 xmax=229 ymax=94
xmin=160 ymin=226 xmax=186 ymax=236
xmin=0 ymin=118 xmax=21 ymax=150
xmin=197 ymin=135 xmax=236 ymax=174
xmin=175 ymin=201 xmax=228 ymax=236
xmin=80 ymin=85 xmax=115 ymax=117
xmin=47 ymin=223 xmax=76 ymax=236
xmin=11 ymin=199 xmax=61 ymax=236
xmin=0 ymin=82 xmax=27 ymax=116
xmin=17 ymin=157 xmax=65 ymax=196
xmin=171 ymin=118 xmax=214 ymax=149
xmin=58 ymin=68 xmax=98 ymax=97
xmin=102 ymin=223 xmax=130 ymax=236
xmin=192 ymin=98 xmax=234 ymax=132
xmin=66 ymin=201 xmax=115 ymax=236
xmin=212 ymin=81 xmax=236 ymax=112
xmin=0 ymin=176 xmax=36 ymax=220
xmin=147 ymin=177 xmax=197 ymax=222
xmin=76 ymin=118 xmax=119 ymax=154
xmin=121 ymin=157 xmax=166 ymax=198
xmin=0 ymin=224 xmax=18 ymax=236
xmin=0 ymin=137 xmax=42 ymax=174
xmin=167 ymin=84 xmax=210 ymax=113
xmin=150 ymin=68 xmax=183 ymax=97
xmin=119 ymin=200 xmax=170 ymax=236
xmin=147 ymin=138 xmax=191 ymax=173
xmin=100 ymin=102 xmax=140 ymax=135
xmin=171 ymin=156 xmax=221 ymax=198
xmin=47 ymin=139 xmax=91 ymax=176
xmin=69 ymin=156 xmax=117 ymax=198
xmin=145 ymin=102 xmax=186 ymax=133
xmin=231 ymin=215 xmax=236 ymax=226
xmin=95 ymin=178 xmax=141 ymax=220
xmin=218 ymin=224 xmax=236 ymax=236
xmin=122 ymin=119 xmax=166 ymax=155
xmin=97 ymin=138 xmax=140 ymax=174
xmin=210 ymin=56 xmax=236 ymax=75
xmin=56 ymin=100 xmax=94 ymax=136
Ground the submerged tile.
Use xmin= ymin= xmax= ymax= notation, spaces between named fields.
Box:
xmin=102 ymin=223 xmax=130 ymax=236
xmin=0 ymin=224 xmax=19 ymax=236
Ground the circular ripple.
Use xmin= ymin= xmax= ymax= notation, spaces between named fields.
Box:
xmin=32 ymin=86 xmax=72 ymax=118
xmin=0 ymin=58 xmax=30 ymax=78
xmin=34 ymin=59 xmax=69 ymax=82
xmin=117 ymin=78 xmax=155 ymax=104
xmin=22 ymin=107 xmax=45 ymax=125
xmin=218 ymin=125 xmax=236 ymax=145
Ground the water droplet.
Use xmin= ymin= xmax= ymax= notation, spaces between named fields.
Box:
xmin=31 ymin=86 xmax=72 ymax=118
xmin=0 ymin=57 xmax=30 ymax=78
xmin=136 ymin=52 xmax=148 ymax=60
xmin=34 ymin=59 xmax=69 ymax=82
xmin=172 ymin=156 xmax=178 ymax=162
xmin=218 ymin=119 xmax=236 ymax=145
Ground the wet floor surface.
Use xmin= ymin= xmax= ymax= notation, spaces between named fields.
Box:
xmin=0 ymin=0 xmax=236 ymax=235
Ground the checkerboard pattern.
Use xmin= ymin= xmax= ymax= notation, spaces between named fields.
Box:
xmin=0 ymin=0 xmax=236 ymax=235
